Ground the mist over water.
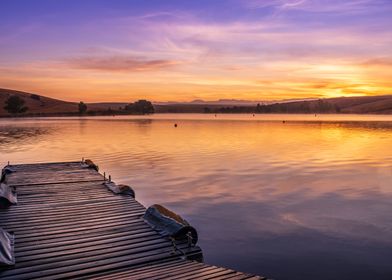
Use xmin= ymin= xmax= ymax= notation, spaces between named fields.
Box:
xmin=1 ymin=114 xmax=392 ymax=280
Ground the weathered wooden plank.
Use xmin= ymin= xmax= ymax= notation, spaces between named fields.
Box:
xmin=1 ymin=197 xmax=142 ymax=213
xmin=15 ymin=225 xmax=151 ymax=250
xmin=0 ymin=205 xmax=145 ymax=225
xmin=4 ymin=162 xmax=103 ymax=186
xmin=16 ymin=231 xmax=157 ymax=257
xmin=94 ymin=261 xmax=202 ymax=280
xmin=3 ymin=209 xmax=144 ymax=229
xmin=15 ymin=225 xmax=150 ymax=248
xmin=0 ymin=196 xmax=142 ymax=213
xmin=13 ymin=220 xmax=145 ymax=243
xmin=1 ymin=205 xmax=144 ymax=224
xmin=77 ymin=259 xmax=188 ymax=280
xmin=15 ymin=238 xmax=177 ymax=266
xmin=151 ymin=266 xmax=222 ymax=280
xmin=0 ymin=244 xmax=192 ymax=279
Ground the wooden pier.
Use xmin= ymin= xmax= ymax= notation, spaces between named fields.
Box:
xmin=0 ymin=161 xmax=265 ymax=279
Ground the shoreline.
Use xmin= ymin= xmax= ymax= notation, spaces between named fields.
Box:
xmin=2 ymin=113 xmax=392 ymax=124
xmin=2 ymin=111 xmax=392 ymax=119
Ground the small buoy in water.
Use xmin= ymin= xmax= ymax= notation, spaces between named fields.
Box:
xmin=174 ymin=123 xmax=178 ymax=127
xmin=215 ymin=114 xmax=217 ymax=117
xmin=282 ymin=120 xmax=286 ymax=123
xmin=253 ymin=114 xmax=255 ymax=117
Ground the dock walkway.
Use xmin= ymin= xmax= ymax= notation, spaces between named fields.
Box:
xmin=0 ymin=161 xmax=265 ymax=279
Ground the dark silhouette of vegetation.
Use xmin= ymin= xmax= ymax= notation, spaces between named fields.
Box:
xmin=4 ymin=95 xmax=28 ymax=114
xmin=78 ymin=101 xmax=87 ymax=114
xmin=107 ymin=107 xmax=114 ymax=115
xmin=197 ymin=99 xmax=341 ymax=114
xmin=255 ymin=99 xmax=340 ymax=113
xmin=30 ymin=94 xmax=41 ymax=100
xmin=125 ymin=100 xmax=154 ymax=114
xmin=216 ymin=106 xmax=254 ymax=113
xmin=73 ymin=100 xmax=154 ymax=116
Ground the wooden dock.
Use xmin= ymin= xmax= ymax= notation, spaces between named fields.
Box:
xmin=0 ymin=161 xmax=265 ymax=279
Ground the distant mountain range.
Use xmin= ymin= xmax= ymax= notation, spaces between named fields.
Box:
xmin=154 ymin=97 xmax=317 ymax=106
xmin=1 ymin=88 xmax=392 ymax=116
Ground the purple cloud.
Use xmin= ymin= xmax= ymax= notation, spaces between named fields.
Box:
xmin=67 ymin=55 xmax=181 ymax=72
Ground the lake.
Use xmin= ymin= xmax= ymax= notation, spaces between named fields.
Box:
xmin=1 ymin=114 xmax=392 ymax=280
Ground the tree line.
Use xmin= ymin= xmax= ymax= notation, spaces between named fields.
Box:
xmin=203 ymin=99 xmax=340 ymax=114
xmin=78 ymin=100 xmax=154 ymax=115
xmin=3 ymin=95 xmax=154 ymax=116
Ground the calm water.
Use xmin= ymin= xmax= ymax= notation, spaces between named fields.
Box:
xmin=1 ymin=114 xmax=392 ymax=280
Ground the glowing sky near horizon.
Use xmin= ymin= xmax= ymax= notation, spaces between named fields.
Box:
xmin=0 ymin=0 xmax=391 ymax=102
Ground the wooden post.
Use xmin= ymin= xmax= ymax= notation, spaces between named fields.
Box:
xmin=109 ymin=175 xmax=111 ymax=182
xmin=104 ymin=172 xmax=106 ymax=180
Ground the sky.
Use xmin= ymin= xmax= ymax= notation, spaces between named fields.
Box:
xmin=0 ymin=0 xmax=391 ymax=102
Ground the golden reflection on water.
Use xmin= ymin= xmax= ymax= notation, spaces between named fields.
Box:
xmin=1 ymin=114 xmax=392 ymax=279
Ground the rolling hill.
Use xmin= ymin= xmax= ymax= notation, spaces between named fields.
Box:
xmin=155 ymin=95 xmax=392 ymax=114
xmin=0 ymin=88 xmax=77 ymax=116
xmin=1 ymin=88 xmax=392 ymax=116
xmin=255 ymin=95 xmax=392 ymax=114
xmin=0 ymin=88 xmax=127 ymax=116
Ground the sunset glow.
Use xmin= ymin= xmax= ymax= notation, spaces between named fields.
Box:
xmin=1 ymin=0 xmax=391 ymax=102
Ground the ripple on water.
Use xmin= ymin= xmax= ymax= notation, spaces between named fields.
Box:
xmin=1 ymin=115 xmax=392 ymax=280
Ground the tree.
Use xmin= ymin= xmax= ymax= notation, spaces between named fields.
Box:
xmin=4 ymin=95 xmax=28 ymax=114
xmin=203 ymin=107 xmax=211 ymax=113
xmin=125 ymin=100 xmax=154 ymax=115
xmin=78 ymin=101 xmax=87 ymax=114
xmin=256 ymin=103 xmax=261 ymax=113
xmin=30 ymin=94 xmax=41 ymax=100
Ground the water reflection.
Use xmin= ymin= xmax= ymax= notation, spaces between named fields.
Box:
xmin=0 ymin=115 xmax=391 ymax=280
xmin=0 ymin=126 xmax=53 ymax=152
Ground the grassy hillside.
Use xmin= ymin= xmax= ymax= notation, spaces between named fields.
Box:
xmin=0 ymin=88 xmax=128 ymax=116
xmin=330 ymin=95 xmax=392 ymax=114
xmin=0 ymin=88 xmax=78 ymax=116
xmin=255 ymin=95 xmax=392 ymax=114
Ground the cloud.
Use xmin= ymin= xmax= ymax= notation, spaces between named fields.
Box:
xmin=245 ymin=0 xmax=305 ymax=10
xmin=244 ymin=0 xmax=389 ymax=13
xmin=66 ymin=55 xmax=181 ymax=72
xmin=1 ymin=3 xmax=391 ymax=101
xmin=362 ymin=57 xmax=392 ymax=67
